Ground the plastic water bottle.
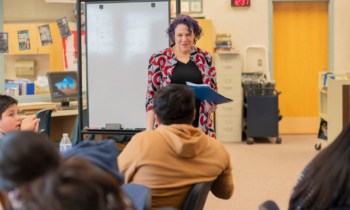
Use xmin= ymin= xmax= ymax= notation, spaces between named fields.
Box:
xmin=59 ymin=133 xmax=72 ymax=152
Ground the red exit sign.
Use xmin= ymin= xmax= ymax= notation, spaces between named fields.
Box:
xmin=232 ymin=0 xmax=250 ymax=6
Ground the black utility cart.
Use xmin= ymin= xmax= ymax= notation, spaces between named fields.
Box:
xmin=244 ymin=88 xmax=282 ymax=145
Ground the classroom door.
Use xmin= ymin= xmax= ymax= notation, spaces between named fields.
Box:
xmin=273 ymin=1 xmax=328 ymax=134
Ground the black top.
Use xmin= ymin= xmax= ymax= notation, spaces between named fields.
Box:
xmin=171 ymin=59 xmax=202 ymax=127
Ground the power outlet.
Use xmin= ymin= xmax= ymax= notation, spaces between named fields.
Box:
xmin=258 ymin=59 xmax=262 ymax=66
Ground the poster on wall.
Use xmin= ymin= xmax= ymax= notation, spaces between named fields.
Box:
xmin=0 ymin=32 xmax=9 ymax=53
xmin=171 ymin=0 xmax=203 ymax=17
xmin=17 ymin=30 xmax=31 ymax=51
xmin=74 ymin=3 xmax=86 ymax=30
xmin=62 ymin=30 xmax=87 ymax=91
xmin=171 ymin=1 xmax=176 ymax=17
xmin=181 ymin=1 xmax=190 ymax=13
xmin=190 ymin=0 xmax=203 ymax=13
xmin=38 ymin=25 xmax=53 ymax=46
xmin=56 ymin=17 xmax=72 ymax=39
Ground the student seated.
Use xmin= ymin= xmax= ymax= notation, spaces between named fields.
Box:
xmin=0 ymin=95 xmax=40 ymax=139
xmin=118 ymin=84 xmax=234 ymax=210
xmin=0 ymin=131 xmax=134 ymax=210
xmin=19 ymin=157 xmax=134 ymax=210
xmin=0 ymin=131 xmax=60 ymax=209
xmin=287 ymin=123 xmax=350 ymax=209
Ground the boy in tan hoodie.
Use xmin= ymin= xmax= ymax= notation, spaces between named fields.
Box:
xmin=118 ymin=84 xmax=234 ymax=210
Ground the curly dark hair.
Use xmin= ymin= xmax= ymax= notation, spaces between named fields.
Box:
xmin=166 ymin=14 xmax=203 ymax=46
xmin=0 ymin=95 xmax=18 ymax=120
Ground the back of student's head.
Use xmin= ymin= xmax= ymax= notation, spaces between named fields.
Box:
xmin=0 ymin=95 xmax=17 ymax=120
xmin=289 ymin=123 xmax=350 ymax=209
xmin=153 ymin=84 xmax=195 ymax=125
xmin=19 ymin=157 xmax=134 ymax=210
xmin=0 ymin=131 xmax=60 ymax=191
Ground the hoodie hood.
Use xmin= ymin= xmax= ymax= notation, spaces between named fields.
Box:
xmin=157 ymin=124 xmax=208 ymax=159
xmin=63 ymin=139 xmax=124 ymax=183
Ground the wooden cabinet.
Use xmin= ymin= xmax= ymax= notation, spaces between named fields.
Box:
xmin=215 ymin=52 xmax=242 ymax=142
xmin=3 ymin=23 xmax=73 ymax=72
xmin=195 ymin=19 xmax=214 ymax=57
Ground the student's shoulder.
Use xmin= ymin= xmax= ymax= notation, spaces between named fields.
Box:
xmin=130 ymin=130 xmax=164 ymax=144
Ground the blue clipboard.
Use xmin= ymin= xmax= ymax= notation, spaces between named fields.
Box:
xmin=186 ymin=82 xmax=233 ymax=105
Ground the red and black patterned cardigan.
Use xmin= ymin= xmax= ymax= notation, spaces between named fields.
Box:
xmin=146 ymin=46 xmax=217 ymax=139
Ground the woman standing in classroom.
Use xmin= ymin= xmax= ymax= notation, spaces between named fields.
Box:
xmin=145 ymin=14 xmax=218 ymax=138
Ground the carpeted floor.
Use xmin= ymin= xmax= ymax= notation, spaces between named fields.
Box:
xmin=204 ymin=135 xmax=320 ymax=210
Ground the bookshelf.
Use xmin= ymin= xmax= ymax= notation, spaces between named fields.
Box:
xmin=318 ymin=72 xmax=350 ymax=149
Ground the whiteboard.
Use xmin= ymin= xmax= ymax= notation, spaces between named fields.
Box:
xmin=86 ymin=1 xmax=169 ymax=128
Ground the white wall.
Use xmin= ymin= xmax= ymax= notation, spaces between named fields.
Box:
xmin=334 ymin=0 xmax=350 ymax=72
xmin=193 ymin=0 xmax=350 ymax=73
xmin=193 ymin=0 xmax=269 ymax=70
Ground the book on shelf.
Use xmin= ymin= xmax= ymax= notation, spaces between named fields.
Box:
xmin=215 ymin=40 xmax=232 ymax=45
xmin=216 ymin=37 xmax=231 ymax=42
xmin=5 ymin=83 xmax=19 ymax=96
xmin=14 ymin=80 xmax=28 ymax=96
xmin=216 ymin=33 xmax=231 ymax=38
xmin=27 ymin=83 xmax=35 ymax=95
xmin=216 ymin=44 xmax=232 ymax=48
xmin=215 ymin=47 xmax=234 ymax=52
xmin=186 ymin=82 xmax=233 ymax=105
xmin=7 ymin=80 xmax=29 ymax=96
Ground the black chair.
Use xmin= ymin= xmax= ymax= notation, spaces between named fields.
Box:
xmin=182 ymin=181 xmax=213 ymax=210
xmin=121 ymin=183 xmax=152 ymax=210
xmin=259 ymin=200 xmax=280 ymax=210
xmin=35 ymin=108 xmax=53 ymax=138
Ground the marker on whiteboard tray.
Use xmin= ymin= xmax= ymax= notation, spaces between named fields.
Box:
xmin=87 ymin=127 xmax=100 ymax=129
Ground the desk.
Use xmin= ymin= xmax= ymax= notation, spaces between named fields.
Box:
xmin=22 ymin=110 xmax=78 ymax=119
xmin=22 ymin=110 xmax=78 ymax=142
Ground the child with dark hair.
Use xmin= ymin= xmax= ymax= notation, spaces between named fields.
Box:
xmin=288 ymin=123 xmax=350 ymax=209
xmin=0 ymin=95 xmax=40 ymax=139
xmin=0 ymin=132 xmax=133 ymax=210
xmin=0 ymin=131 xmax=60 ymax=209
xmin=120 ymin=84 xmax=233 ymax=210
xmin=18 ymin=157 xmax=134 ymax=210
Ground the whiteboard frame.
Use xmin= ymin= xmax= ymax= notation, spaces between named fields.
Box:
xmin=84 ymin=0 xmax=171 ymax=130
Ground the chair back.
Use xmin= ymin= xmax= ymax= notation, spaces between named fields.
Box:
xmin=182 ymin=181 xmax=213 ymax=210
xmin=35 ymin=108 xmax=53 ymax=138
xmin=259 ymin=200 xmax=280 ymax=210
xmin=71 ymin=108 xmax=94 ymax=146
xmin=121 ymin=183 xmax=152 ymax=210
